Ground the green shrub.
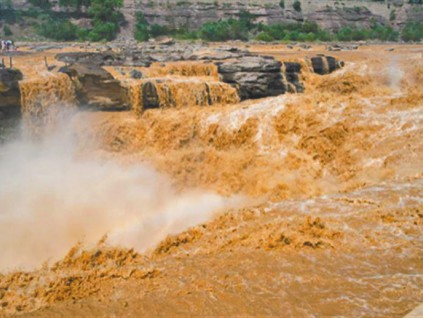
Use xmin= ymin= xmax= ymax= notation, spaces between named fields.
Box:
xmin=293 ymin=0 xmax=301 ymax=12
xmin=200 ymin=19 xmax=250 ymax=41
xmin=334 ymin=24 xmax=399 ymax=42
xmin=0 ymin=0 xmax=12 ymax=9
xmin=255 ymin=32 xmax=273 ymax=42
xmin=3 ymin=25 xmax=12 ymax=36
xmin=37 ymin=19 xmax=80 ymax=41
xmin=28 ymin=0 xmax=51 ymax=9
xmin=150 ymin=24 xmax=169 ymax=37
xmin=59 ymin=0 xmax=91 ymax=11
xmin=301 ymin=21 xmax=319 ymax=33
xmin=87 ymin=0 xmax=123 ymax=41
xmin=390 ymin=9 xmax=396 ymax=21
xmin=0 ymin=8 xmax=20 ymax=23
xmin=401 ymin=21 xmax=423 ymax=42
xmin=88 ymin=22 xmax=118 ymax=41
xmin=134 ymin=12 xmax=149 ymax=41
xmin=23 ymin=7 xmax=41 ymax=18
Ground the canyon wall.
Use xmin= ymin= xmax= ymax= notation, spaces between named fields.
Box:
xmin=6 ymin=0 xmax=423 ymax=40
xmin=130 ymin=0 xmax=422 ymax=31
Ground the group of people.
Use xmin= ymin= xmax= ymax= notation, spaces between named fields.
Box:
xmin=0 ymin=40 xmax=14 ymax=52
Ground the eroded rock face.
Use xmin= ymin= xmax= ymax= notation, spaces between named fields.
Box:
xmin=217 ymin=56 xmax=304 ymax=99
xmin=307 ymin=6 xmax=386 ymax=31
xmin=283 ymin=62 xmax=304 ymax=93
xmin=0 ymin=69 xmax=23 ymax=108
xmin=58 ymin=60 xmax=129 ymax=111
xmin=134 ymin=1 xmax=391 ymax=31
xmin=310 ymin=56 xmax=344 ymax=75
xmin=55 ymin=48 xmax=343 ymax=109
xmin=0 ymin=69 xmax=23 ymax=141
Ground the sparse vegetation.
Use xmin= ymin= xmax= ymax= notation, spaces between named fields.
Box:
xmin=1 ymin=0 xmax=123 ymax=41
xmin=37 ymin=18 xmax=81 ymax=41
xmin=0 ymin=1 xmax=422 ymax=43
xmin=3 ymin=25 xmax=12 ymax=36
xmin=132 ymin=15 xmax=407 ymax=43
xmin=86 ymin=0 xmax=123 ymax=41
xmin=401 ymin=21 xmax=423 ymax=42
xmin=134 ymin=12 xmax=150 ymax=41
xmin=293 ymin=0 xmax=301 ymax=12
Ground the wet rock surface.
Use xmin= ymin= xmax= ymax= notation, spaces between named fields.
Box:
xmin=0 ymin=68 xmax=23 ymax=108
xmin=217 ymin=56 xmax=304 ymax=99
xmin=283 ymin=62 xmax=304 ymax=93
xmin=55 ymin=47 xmax=322 ymax=106
xmin=58 ymin=62 xmax=129 ymax=111
xmin=310 ymin=56 xmax=344 ymax=75
xmin=141 ymin=81 xmax=160 ymax=110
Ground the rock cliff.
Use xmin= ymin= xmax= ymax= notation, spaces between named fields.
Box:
xmin=129 ymin=0 xmax=420 ymax=32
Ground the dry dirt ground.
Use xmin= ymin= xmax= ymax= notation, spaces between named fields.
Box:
xmin=0 ymin=43 xmax=422 ymax=317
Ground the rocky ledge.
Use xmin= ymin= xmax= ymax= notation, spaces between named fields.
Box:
xmin=4 ymin=46 xmax=344 ymax=114
xmin=216 ymin=56 xmax=283 ymax=99
xmin=0 ymin=69 xmax=23 ymax=109
xmin=57 ymin=53 xmax=133 ymax=110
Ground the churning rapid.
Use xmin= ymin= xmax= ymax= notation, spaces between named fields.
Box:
xmin=0 ymin=120 xmax=239 ymax=271
xmin=0 ymin=44 xmax=422 ymax=317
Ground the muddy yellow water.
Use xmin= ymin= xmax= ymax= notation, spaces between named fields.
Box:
xmin=0 ymin=44 xmax=422 ymax=317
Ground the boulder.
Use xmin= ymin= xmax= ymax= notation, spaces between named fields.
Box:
xmin=216 ymin=56 xmax=285 ymax=99
xmin=216 ymin=56 xmax=303 ymax=99
xmin=218 ymin=56 xmax=281 ymax=73
xmin=0 ymin=68 xmax=23 ymax=108
xmin=130 ymin=69 xmax=143 ymax=79
xmin=310 ymin=56 xmax=343 ymax=75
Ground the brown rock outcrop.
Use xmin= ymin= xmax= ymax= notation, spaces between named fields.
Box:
xmin=59 ymin=65 xmax=129 ymax=110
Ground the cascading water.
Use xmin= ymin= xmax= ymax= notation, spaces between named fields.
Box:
xmin=0 ymin=44 xmax=422 ymax=318
xmin=128 ymin=78 xmax=239 ymax=113
xmin=19 ymin=73 xmax=76 ymax=136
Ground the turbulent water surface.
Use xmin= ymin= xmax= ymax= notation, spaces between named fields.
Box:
xmin=0 ymin=44 xmax=422 ymax=317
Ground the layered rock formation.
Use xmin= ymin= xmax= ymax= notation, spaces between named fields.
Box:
xmin=59 ymin=64 xmax=129 ymax=111
xmin=6 ymin=0 xmax=423 ymax=42
xmin=57 ymin=52 xmax=135 ymax=110
xmin=0 ymin=47 xmax=343 ymax=117
xmin=56 ymin=48 xmax=343 ymax=110
xmin=119 ymin=0 xmax=419 ymax=35
xmin=216 ymin=56 xmax=300 ymax=100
